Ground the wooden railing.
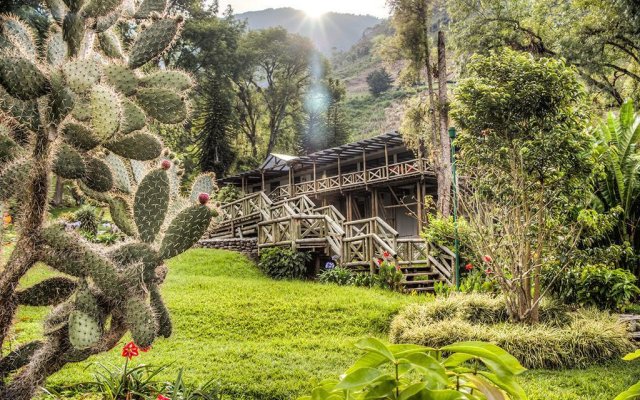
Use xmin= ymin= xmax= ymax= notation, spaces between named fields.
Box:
xmin=258 ymin=214 xmax=344 ymax=256
xmin=396 ymin=239 xmax=454 ymax=283
xmin=342 ymin=217 xmax=399 ymax=270
xmin=218 ymin=192 xmax=271 ymax=224
xmin=268 ymin=158 xmax=430 ymax=201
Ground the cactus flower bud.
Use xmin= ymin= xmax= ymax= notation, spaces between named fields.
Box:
xmin=161 ymin=160 xmax=171 ymax=170
xmin=198 ymin=193 xmax=209 ymax=205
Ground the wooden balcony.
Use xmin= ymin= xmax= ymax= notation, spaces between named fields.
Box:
xmin=269 ymin=158 xmax=431 ymax=201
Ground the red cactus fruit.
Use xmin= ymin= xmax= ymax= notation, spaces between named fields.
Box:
xmin=161 ymin=160 xmax=171 ymax=170
xmin=198 ymin=193 xmax=210 ymax=205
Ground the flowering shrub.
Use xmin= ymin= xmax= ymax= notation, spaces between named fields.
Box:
xmin=376 ymin=259 xmax=403 ymax=292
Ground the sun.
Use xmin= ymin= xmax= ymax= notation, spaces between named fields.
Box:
xmin=301 ymin=3 xmax=327 ymax=18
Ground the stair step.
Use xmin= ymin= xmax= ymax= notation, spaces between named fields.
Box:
xmin=404 ymin=287 xmax=435 ymax=293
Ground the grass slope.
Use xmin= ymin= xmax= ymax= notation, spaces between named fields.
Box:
xmin=7 ymin=248 xmax=639 ymax=399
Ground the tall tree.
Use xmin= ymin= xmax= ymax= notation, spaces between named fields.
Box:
xmin=449 ymin=0 xmax=640 ymax=106
xmin=388 ymin=0 xmax=453 ymax=216
xmin=235 ymin=28 xmax=314 ymax=157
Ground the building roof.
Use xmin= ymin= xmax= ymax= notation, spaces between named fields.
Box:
xmin=219 ymin=131 xmax=405 ymax=184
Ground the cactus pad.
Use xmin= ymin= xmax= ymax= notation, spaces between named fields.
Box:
xmin=96 ymin=10 xmax=121 ymax=33
xmin=53 ymin=144 xmax=86 ymax=179
xmin=109 ymin=242 xmax=159 ymax=283
xmin=82 ymin=157 xmax=113 ymax=192
xmin=98 ymin=31 xmax=123 ymax=59
xmin=0 ymin=157 xmax=31 ymax=201
xmin=139 ymin=70 xmax=193 ymax=92
xmin=103 ymin=63 xmax=138 ymax=96
xmin=68 ymin=310 xmax=101 ymax=349
xmin=62 ymin=122 xmax=101 ymax=151
xmin=62 ymin=13 xmax=85 ymax=56
xmin=128 ymin=17 xmax=181 ymax=69
xmin=0 ymin=86 xmax=41 ymax=131
xmin=135 ymin=0 xmax=167 ymax=18
xmin=104 ymin=152 xmax=131 ymax=192
xmin=135 ymin=87 xmax=187 ymax=124
xmin=108 ymin=196 xmax=136 ymax=236
xmin=190 ymin=173 xmax=217 ymax=202
xmin=63 ymin=59 xmax=102 ymax=94
xmin=134 ymin=168 xmax=169 ymax=243
xmin=104 ymin=131 xmax=163 ymax=161
xmin=89 ymin=85 xmax=121 ymax=139
xmin=83 ymin=0 xmax=122 ymax=18
xmin=1 ymin=16 xmax=36 ymax=57
xmin=124 ymin=297 xmax=156 ymax=348
xmin=159 ymin=205 xmax=212 ymax=259
xmin=46 ymin=28 xmax=67 ymax=66
xmin=0 ymin=132 xmax=18 ymax=164
xmin=0 ymin=56 xmax=50 ymax=100
xmin=119 ymin=98 xmax=146 ymax=134
xmin=49 ymin=72 xmax=75 ymax=125
xmin=16 ymin=277 xmax=77 ymax=306
xmin=62 ymin=0 xmax=85 ymax=12
xmin=150 ymin=285 xmax=172 ymax=338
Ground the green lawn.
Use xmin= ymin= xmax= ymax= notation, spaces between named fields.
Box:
xmin=7 ymin=248 xmax=640 ymax=399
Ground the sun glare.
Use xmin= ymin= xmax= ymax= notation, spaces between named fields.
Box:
xmin=301 ymin=4 xmax=327 ymax=18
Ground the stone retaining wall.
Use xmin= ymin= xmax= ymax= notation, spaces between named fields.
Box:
xmin=197 ymin=238 xmax=258 ymax=260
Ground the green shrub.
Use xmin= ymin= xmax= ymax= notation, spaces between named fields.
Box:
xmin=318 ymin=267 xmax=353 ymax=285
xmin=351 ymin=272 xmax=378 ymax=288
xmin=72 ymin=205 xmax=101 ymax=235
xmin=544 ymin=263 xmax=640 ymax=311
xmin=258 ymin=247 xmax=312 ymax=280
xmin=216 ymin=185 xmax=241 ymax=204
xmin=390 ymin=294 xmax=633 ymax=369
xmin=376 ymin=260 xmax=403 ymax=291
xmin=300 ymin=337 xmax=527 ymax=400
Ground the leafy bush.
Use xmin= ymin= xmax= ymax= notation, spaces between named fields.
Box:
xmin=216 ymin=185 xmax=241 ymax=204
xmin=376 ymin=260 xmax=403 ymax=291
xmin=390 ymin=294 xmax=633 ymax=369
xmin=301 ymin=337 xmax=527 ymax=400
xmin=351 ymin=272 xmax=378 ymax=288
xmin=366 ymin=68 xmax=393 ymax=96
xmin=72 ymin=205 xmax=101 ymax=235
xmin=543 ymin=263 xmax=640 ymax=311
xmin=259 ymin=248 xmax=313 ymax=280
xmin=318 ymin=267 xmax=353 ymax=285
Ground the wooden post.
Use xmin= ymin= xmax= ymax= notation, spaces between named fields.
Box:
xmin=337 ymin=152 xmax=342 ymax=190
xmin=241 ymin=176 xmax=246 ymax=195
xmin=312 ymin=158 xmax=317 ymax=194
xmin=384 ymin=142 xmax=389 ymax=179
xmin=288 ymin=163 xmax=293 ymax=198
xmin=371 ymin=188 xmax=378 ymax=218
xmin=346 ymin=193 xmax=353 ymax=222
xmin=417 ymin=182 xmax=424 ymax=233
xmin=362 ymin=146 xmax=368 ymax=185
xmin=261 ymin=170 xmax=265 ymax=192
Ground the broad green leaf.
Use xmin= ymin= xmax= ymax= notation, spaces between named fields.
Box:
xmin=477 ymin=371 xmax=528 ymax=400
xmin=443 ymin=353 xmax=475 ymax=368
xmin=465 ymin=374 xmax=507 ymax=400
xmin=623 ymin=349 xmax=640 ymax=361
xmin=441 ymin=342 xmax=526 ymax=378
xmin=614 ymin=381 xmax=640 ymax=400
xmin=355 ymin=338 xmax=396 ymax=363
xmin=399 ymin=382 xmax=428 ymax=400
xmin=335 ymin=368 xmax=387 ymax=390
xmin=401 ymin=354 xmax=449 ymax=387
xmin=363 ymin=378 xmax=397 ymax=399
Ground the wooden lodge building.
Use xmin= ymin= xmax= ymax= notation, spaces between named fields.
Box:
xmin=211 ymin=131 xmax=455 ymax=291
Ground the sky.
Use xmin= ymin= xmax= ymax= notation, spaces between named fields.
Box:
xmin=219 ymin=0 xmax=389 ymax=18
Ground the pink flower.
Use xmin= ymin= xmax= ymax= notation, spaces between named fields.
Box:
xmin=485 ymin=268 xmax=494 ymax=275
xmin=376 ymin=258 xmax=383 ymax=266
xmin=121 ymin=341 xmax=139 ymax=360
xmin=483 ymin=255 xmax=493 ymax=263
xmin=157 ymin=395 xmax=171 ymax=400
xmin=395 ymin=264 xmax=401 ymax=272
xmin=465 ymin=263 xmax=473 ymax=271
xmin=383 ymin=251 xmax=391 ymax=259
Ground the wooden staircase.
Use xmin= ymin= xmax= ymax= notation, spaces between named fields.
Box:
xmin=210 ymin=193 xmax=455 ymax=291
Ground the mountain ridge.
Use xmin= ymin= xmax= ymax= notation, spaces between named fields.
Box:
xmin=235 ymin=7 xmax=383 ymax=54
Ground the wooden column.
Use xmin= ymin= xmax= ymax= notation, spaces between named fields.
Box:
xmin=362 ymin=146 xmax=368 ymax=185
xmin=337 ymin=152 xmax=342 ymax=191
xmin=371 ymin=188 xmax=378 ymax=218
xmin=384 ymin=142 xmax=389 ymax=179
xmin=346 ymin=193 xmax=353 ymax=222
xmin=288 ymin=163 xmax=293 ymax=198
xmin=261 ymin=170 xmax=265 ymax=192
xmin=417 ymin=182 xmax=424 ymax=233
xmin=312 ymin=158 xmax=317 ymax=194
xmin=241 ymin=176 xmax=246 ymax=195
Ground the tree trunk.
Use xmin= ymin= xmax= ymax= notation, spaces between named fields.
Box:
xmin=436 ymin=31 xmax=452 ymax=217
xmin=52 ymin=176 xmax=64 ymax=207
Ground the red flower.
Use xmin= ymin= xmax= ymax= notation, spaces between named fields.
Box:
xmin=140 ymin=346 xmax=151 ymax=353
xmin=485 ymin=268 xmax=494 ymax=275
xmin=483 ymin=255 xmax=493 ymax=263
xmin=157 ymin=395 xmax=171 ymax=400
xmin=395 ymin=264 xmax=401 ymax=272
xmin=465 ymin=263 xmax=473 ymax=271
xmin=382 ymin=251 xmax=391 ymax=259
xmin=376 ymin=258 xmax=383 ymax=266
xmin=121 ymin=341 xmax=139 ymax=360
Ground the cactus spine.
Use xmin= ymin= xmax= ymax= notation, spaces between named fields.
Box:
xmin=0 ymin=4 xmax=216 ymax=399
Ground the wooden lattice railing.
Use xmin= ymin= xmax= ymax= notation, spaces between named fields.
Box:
xmin=396 ymin=239 xmax=454 ymax=283
xmin=218 ymin=192 xmax=271 ymax=224
xmin=343 ymin=217 xmax=399 ymax=270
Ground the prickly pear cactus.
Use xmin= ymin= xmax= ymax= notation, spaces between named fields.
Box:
xmin=0 ymin=2 xmax=219 ymax=398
